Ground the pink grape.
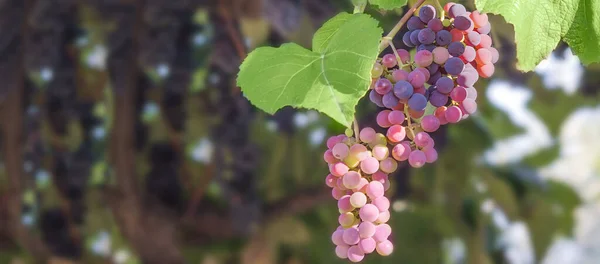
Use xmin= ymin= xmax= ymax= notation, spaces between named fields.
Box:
xmin=376 ymin=110 xmax=392 ymax=128
xmin=477 ymin=63 xmax=495 ymax=78
xmin=414 ymin=50 xmax=433 ymax=67
xmin=414 ymin=132 xmax=431 ymax=147
xmin=359 ymin=238 xmax=377 ymax=254
xmin=476 ymin=48 xmax=493 ymax=65
xmin=377 ymin=210 xmax=391 ymax=223
xmin=343 ymin=227 xmax=361 ymax=245
xmin=408 ymin=150 xmax=427 ymax=168
xmin=376 ymin=240 xmax=394 ymax=256
xmin=379 ymin=157 xmax=398 ymax=173
xmin=392 ymin=69 xmax=409 ymax=81
xmin=409 ymin=109 xmax=425 ymax=119
xmin=359 ymin=204 xmax=379 ymax=222
xmin=325 ymin=174 xmax=336 ymax=188
xmin=396 ymin=49 xmax=410 ymax=63
xmin=373 ymin=224 xmax=392 ymax=242
xmin=330 ymin=162 xmax=349 ymax=177
xmin=435 ymin=106 xmax=448 ymax=125
xmin=462 ymin=98 xmax=478 ymax=114
xmin=353 ymin=178 xmax=369 ymax=193
xmin=372 ymin=171 xmax=388 ymax=184
xmin=382 ymin=54 xmax=397 ymax=68
xmin=349 ymin=144 xmax=370 ymax=161
xmin=336 ymin=245 xmax=349 ymax=259
xmin=386 ymin=125 xmax=406 ymax=143
xmin=332 ymin=143 xmax=349 ymax=160
xmin=359 ymin=127 xmax=376 ymax=143
xmin=360 ymin=157 xmax=380 ymax=174
xmin=332 ymin=188 xmax=345 ymax=200
xmin=408 ymin=70 xmax=426 ymax=88
xmin=323 ymin=149 xmax=337 ymax=163
xmin=445 ymin=105 xmax=463 ymax=123
xmin=343 ymin=171 xmax=362 ymax=189
xmin=347 ymin=246 xmax=365 ymax=262
xmin=470 ymin=10 xmax=489 ymax=28
xmin=387 ymin=110 xmax=405 ymax=125
xmin=432 ymin=47 xmax=449 ymax=64
xmin=372 ymin=144 xmax=389 ymax=160
xmin=338 ymin=195 xmax=353 ymax=213
xmin=366 ymin=181 xmax=385 ymax=199
xmin=350 ymin=192 xmax=367 ymax=208
xmin=375 ymin=78 xmax=393 ymax=95
xmin=425 ymin=148 xmax=438 ymax=163
xmin=478 ymin=34 xmax=492 ymax=49
xmin=373 ymin=196 xmax=390 ymax=212
xmin=332 ymin=229 xmax=345 ymax=246
xmin=383 ymin=180 xmax=390 ymax=192
xmin=421 ymin=115 xmax=440 ymax=132
xmin=358 ymin=221 xmax=377 ymax=238
xmin=450 ymin=86 xmax=467 ymax=102
xmin=414 ymin=67 xmax=430 ymax=81
xmin=339 ymin=212 xmax=355 ymax=227
xmin=327 ymin=136 xmax=343 ymax=149
xmin=391 ymin=141 xmax=412 ymax=161
xmin=336 ymin=179 xmax=347 ymax=190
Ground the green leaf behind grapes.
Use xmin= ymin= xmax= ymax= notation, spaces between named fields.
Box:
xmin=476 ymin=0 xmax=600 ymax=71
xmin=369 ymin=0 xmax=408 ymax=10
xmin=237 ymin=13 xmax=382 ymax=127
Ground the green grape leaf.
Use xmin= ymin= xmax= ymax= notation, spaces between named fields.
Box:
xmin=237 ymin=13 xmax=382 ymax=127
xmin=476 ymin=0 xmax=600 ymax=71
xmin=369 ymin=0 xmax=408 ymax=10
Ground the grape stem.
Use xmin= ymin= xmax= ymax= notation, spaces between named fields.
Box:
xmin=353 ymin=117 xmax=361 ymax=143
xmin=386 ymin=38 xmax=407 ymax=68
xmin=378 ymin=0 xmax=427 ymax=52
xmin=403 ymin=104 xmax=416 ymax=139
xmin=434 ymin=0 xmax=445 ymax=20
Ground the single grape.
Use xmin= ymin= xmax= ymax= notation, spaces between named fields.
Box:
xmin=475 ymin=48 xmax=493 ymax=65
xmin=360 ymin=157 xmax=380 ymax=174
xmin=418 ymin=28 xmax=436 ymax=45
xmin=466 ymin=31 xmax=481 ymax=46
xmin=444 ymin=57 xmax=465 ymax=76
xmin=408 ymin=94 xmax=427 ymax=112
xmin=382 ymin=54 xmax=397 ymax=68
xmin=448 ymin=42 xmax=465 ymax=57
xmin=421 ymin=115 xmax=441 ymax=132
xmin=457 ymin=69 xmax=478 ymax=87
xmin=414 ymin=50 xmax=433 ymax=67
xmin=448 ymin=3 xmax=467 ymax=18
xmin=434 ymin=106 xmax=448 ymax=125
xmin=332 ymin=143 xmax=349 ymax=160
xmin=435 ymin=30 xmax=452 ymax=46
xmin=414 ymin=67 xmax=431 ymax=81
xmin=461 ymin=46 xmax=476 ymax=62
xmin=359 ymin=238 xmax=377 ymax=254
xmin=461 ymin=98 xmax=478 ymax=114
xmin=380 ymin=157 xmax=398 ymax=173
xmin=470 ymin=11 xmax=489 ymax=28
xmin=392 ymin=141 xmax=411 ymax=161
xmin=489 ymin=47 xmax=499 ymax=63
xmin=386 ymin=124 xmax=406 ymax=143
xmin=366 ymin=181 xmax=385 ymax=199
xmin=343 ymin=171 xmax=362 ymax=189
xmin=428 ymin=63 xmax=439 ymax=74
xmin=408 ymin=150 xmax=427 ymax=168
xmin=477 ymin=63 xmax=495 ymax=78
xmin=332 ymin=188 xmax=345 ymax=200
xmin=403 ymin=31 xmax=415 ymax=47
xmin=408 ymin=70 xmax=426 ymax=87
xmin=353 ymin=177 xmax=369 ymax=193
xmin=392 ymin=69 xmax=409 ymax=82
xmin=427 ymin=18 xmax=443 ymax=32
xmin=410 ymin=30 xmax=422 ymax=46
xmin=343 ymin=227 xmax=361 ymax=245
xmin=332 ymin=229 xmax=345 ymax=246
xmin=382 ymin=92 xmax=399 ymax=109
xmin=407 ymin=16 xmax=425 ymax=30
xmin=450 ymin=28 xmax=464 ymax=42
xmin=336 ymin=178 xmax=348 ymax=191
xmin=477 ymin=34 xmax=492 ymax=48
xmin=376 ymin=240 xmax=394 ymax=256
xmin=393 ymin=81 xmax=414 ymax=100
xmin=414 ymin=132 xmax=431 ymax=148
xmin=357 ymin=127 xmax=375 ymax=144
xmin=373 ymin=224 xmax=392 ymax=242
xmin=375 ymin=78 xmax=393 ymax=95
xmin=350 ymin=192 xmax=367 ymax=208
xmin=450 ymin=86 xmax=467 ymax=101
xmin=429 ymin=90 xmax=449 ymax=107
xmin=336 ymin=245 xmax=349 ymax=259
xmin=359 ymin=204 xmax=379 ymax=222
xmin=347 ymin=245 xmax=365 ymax=263
xmin=432 ymin=47 xmax=449 ymax=64
xmin=396 ymin=49 xmax=411 ymax=64
xmin=358 ymin=221 xmax=377 ymax=238
xmin=444 ymin=2 xmax=455 ymax=13
xmin=350 ymin=144 xmax=370 ymax=161
xmin=338 ymin=195 xmax=354 ymax=213
xmin=419 ymin=5 xmax=436 ymax=23
xmin=371 ymin=63 xmax=384 ymax=77
xmin=323 ymin=149 xmax=337 ymax=163
xmin=453 ymin=15 xmax=472 ymax=31
xmin=372 ymin=144 xmax=389 ymax=161
xmin=465 ymin=86 xmax=478 ymax=99
xmin=330 ymin=162 xmax=349 ymax=177
xmin=369 ymin=90 xmax=385 ymax=107
xmin=373 ymin=196 xmax=390 ymax=212
xmin=372 ymin=171 xmax=388 ymax=184
xmin=435 ymin=76 xmax=454 ymax=94
xmin=326 ymin=174 xmax=336 ymax=188
xmin=476 ymin=22 xmax=491 ymax=34
xmin=377 ymin=210 xmax=391 ymax=223
xmin=424 ymin=148 xmax=438 ymax=163
xmin=387 ymin=110 xmax=405 ymax=125
xmin=327 ymin=135 xmax=343 ymax=149
xmin=445 ymin=105 xmax=463 ymax=123
xmin=428 ymin=71 xmax=442 ymax=85
xmin=408 ymin=109 xmax=425 ymax=119
xmin=339 ymin=212 xmax=355 ymax=227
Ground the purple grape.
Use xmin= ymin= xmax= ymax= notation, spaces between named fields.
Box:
xmin=418 ymin=5 xmax=436 ymax=23
xmin=427 ymin=18 xmax=443 ymax=32
xmin=408 ymin=70 xmax=426 ymax=87
xmin=382 ymin=92 xmax=399 ymax=109
xmin=403 ymin=31 xmax=415 ymax=47
xmin=369 ymin=90 xmax=384 ymax=107
xmin=427 ymin=71 xmax=442 ymax=85
xmin=375 ymin=78 xmax=393 ymax=95
xmin=407 ymin=16 xmax=425 ymax=30
xmin=417 ymin=44 xmax=436 ymax=52
xmin=408 ymin=93 xmax=427 ymax=111
xmin=393 ymin=81 xmax=414 ymax=100
xmin=457 ymin=70 xmax=479 ymax=87
xmin=435 ymin=30 xmax=452 ymax=46
xmin=410 ymin=30 xmax=422 ymax=46
xmin=466 ymin=31 xmax=481 ymax=46
xmin=414 ymin=67 xmax=430 ymax=81
xmin=448 ymin=42 xmax=465 ymax=57
xmin=418 ymin=28 xmax=435 ymax=44
xmin=429 ymin=90 xmax=449 ymax=107
xmin=476 ymin=23 xmax=491 ymax=34
xmin=427 ymin=64 xmax=439 ymax=74
xmin=444 ymin=57 xmax=465 ymax=76
xmin=448 ymin=4 xmax=467 ymax=18
xmin=435 ymin=77 xmax=454 ymax=94
xmin=453 ymin=16 xmax=472 ymax=31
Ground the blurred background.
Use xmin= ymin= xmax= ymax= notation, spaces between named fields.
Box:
xmin=0 ymin=0 xmax=599 ymax=263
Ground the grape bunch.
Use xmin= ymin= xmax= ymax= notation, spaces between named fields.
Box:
xmin=369 ymin=2 xmax=496 ymax=168
xmin=324 ymin=129 xmax=395 ymax=262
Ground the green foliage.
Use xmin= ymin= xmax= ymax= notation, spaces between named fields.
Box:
xmin=237 ymin=13 xmax=382 ymax=127
xmin=369 ymin=0 xmax=408 ymax=10
xmin=476 ymin=0 xmax=600 ymax=71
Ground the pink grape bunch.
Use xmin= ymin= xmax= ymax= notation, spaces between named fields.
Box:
xmin=324 ymin=129 xmax=395 ymax=262
xmin=368 ymin=2 xmax=496 ymax=168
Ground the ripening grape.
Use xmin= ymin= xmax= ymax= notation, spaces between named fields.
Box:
xmin=359 ymin=238 xmax=377 ymax=254
xmin=375 ymin=78 xmax=393 ymax=95
xmin=450 ymin=86 xmax=467 ymax=101
xmin=376 ymin=240 xmax=394 ymax=256
xmin=380 ymin=157 xmax=398 ymax=173
xmin=432 ymin=47 xmax=449 ymax=64
xmin=427 ymin=18 xmax=443 ymax=32
xmin=350 ymin=192 xmax=367 ymax=208
xmin=408 ymin=150 xmax=427 ymax=168
xmin=381 ymin=54 xmax=397 ymax=68
xmin=396 ymin=49 xmax=410 ymax=64
xmin=387 ymin=110 xmax=405 ymax=125
xmin=336 ymin=245 xmax=349 ymax=259
xmin=366 ymin=181 xmax=384 ymax=199
xmin=360 ymin=157 xmax=380 ymax=174
xmin=391 ymin=141 xmax=411 ymax=161
xmin=421 ymin=115 xmax=440 ymax=132
xmin=332 ymin=143 xmax=349 ymax=159
xmin=347 ymin=245 xmax=365 ymax=262
xmin=392 ymin=69 xmax=409 ymax=81
xmin=376 ymin=110 xmax=392 ymax=128
xmin=386 ymin=125 xmax=406 ymax=143
xmin=393 ymin=81 xmax=414 ymax=100
xmin=371 ymin=63 xmax=384 ymax=77
xmin=453 ymin=16 xmax=472 ymax=31
xmin=445 ymin=105 xmax=463 ymax=123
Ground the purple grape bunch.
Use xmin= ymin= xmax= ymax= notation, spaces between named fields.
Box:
xmin=369 ymin=2 xmax=497 ymax=169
